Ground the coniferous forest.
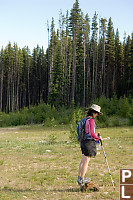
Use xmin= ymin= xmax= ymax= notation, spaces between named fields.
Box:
xmin=0 ymin=0 xmax=133 ymax=113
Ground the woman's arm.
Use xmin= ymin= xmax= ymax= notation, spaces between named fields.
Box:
xmin=89 ymin=118 xmax=99 ymax=141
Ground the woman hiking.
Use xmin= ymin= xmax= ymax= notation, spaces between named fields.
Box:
xmin=78 ymin=104 xmax=103 ymax=185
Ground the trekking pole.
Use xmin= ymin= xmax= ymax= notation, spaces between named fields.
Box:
xmin=98 ymin=134 xmax=115 ymax=190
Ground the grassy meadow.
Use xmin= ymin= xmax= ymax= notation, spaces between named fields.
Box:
xmin=0 ymin=124 xmax=133 ymax=200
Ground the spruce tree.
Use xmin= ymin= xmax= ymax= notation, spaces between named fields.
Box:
xmin=0 ymin=48 xmax=4 ymax=111
xmin=130 ymin=33 xmax=133 ymax=95
xmin=48 ymin=17 xmax=55 ymax=95
xmin=76 ymin=11 xmax=84 ymax=106
xmin=5 ymin=42 xmax=14 ymax=112
xmin=99 ymin=18 xmax=107 ymax=96
xmin=84 ymin=14 xmax=91 ymax=105
xmin=124 ymin=35 xmax=131 ymax=95
xmin=12 ymin=43 xmax=19 ymax=111
xmin=106 ymin=17 xmax=115 ymax=98
xmin=115 ymin=29 xmax=124 ymax=97
xmin=69 ymin=0 xmax=81 ymax=105
xmin=91 ymin=12 xmax=98 ymax=100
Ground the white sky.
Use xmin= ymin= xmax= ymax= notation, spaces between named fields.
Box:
xmin=0 ymin=0 xmax=133 ymax=52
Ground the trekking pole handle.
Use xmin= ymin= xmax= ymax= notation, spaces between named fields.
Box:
xmin=98 ymin=133 xmax=103 ymax=146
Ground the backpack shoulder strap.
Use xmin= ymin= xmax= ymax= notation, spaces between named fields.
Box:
xmin=84 ymin=117 xmax=92 ymax=135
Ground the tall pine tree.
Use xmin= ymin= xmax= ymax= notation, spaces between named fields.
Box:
xmin=106 ymin=17 xmax=115 ymax=98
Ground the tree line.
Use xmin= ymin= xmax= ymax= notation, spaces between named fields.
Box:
xmin=0 ymin=0 xmax=133 ymax=112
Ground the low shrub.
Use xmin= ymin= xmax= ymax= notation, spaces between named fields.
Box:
xmin=128 ymin=104 xmax=133 ymax=125
xmin=69 ymin=109 xmax=84 ymax=143
xmin=118 ymin=97 xmax=130 ymax=118
xmin=0 ymin=96 xmax=132 ymax=129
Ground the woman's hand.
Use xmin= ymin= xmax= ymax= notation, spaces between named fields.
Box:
xmin=96 ymin=132 xmax=100 ymax=136
xmin=99 ymin=135 xmax=103 ymax=141
xmin=97 ymin=132 xmax=103 ymax=141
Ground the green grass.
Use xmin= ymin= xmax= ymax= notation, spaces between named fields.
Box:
xmin=0 ymin=124 xmax=133 ymax=199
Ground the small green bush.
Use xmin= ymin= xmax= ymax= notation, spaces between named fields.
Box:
xmin=95 ymin=113 xmax=109 ymax=128
xmin=69 ymin=108 xmax=85 ymax=143
xmin=128 ymin=104 xmax=133 ymax=125
xmin=118 ymin=97 xmax=130 ymax=118
xmin=0 ymin=160 xmax=4 ymax=165
xmin=93 ymin=96 xmax=111 ymax=115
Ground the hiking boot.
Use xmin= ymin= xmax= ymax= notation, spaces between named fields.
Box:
xmin=77 ymin=176 xmax=91 ymax=185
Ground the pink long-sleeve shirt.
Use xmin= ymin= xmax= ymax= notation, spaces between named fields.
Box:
xmin=85 ymin=118 xmax=99 ymax=141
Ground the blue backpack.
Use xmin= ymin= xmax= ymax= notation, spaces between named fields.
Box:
xmin=77 ymin=117 xmax=91 ymax=142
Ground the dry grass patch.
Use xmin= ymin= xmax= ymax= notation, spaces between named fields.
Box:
xmin=0 ymin=125 xmax=132 ymax=199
